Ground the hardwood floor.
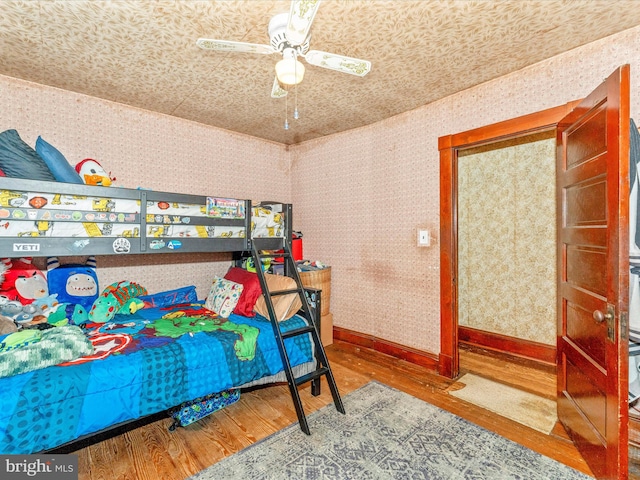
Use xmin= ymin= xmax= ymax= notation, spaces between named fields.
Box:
xmin=71 ymin=341 xmax=593 ymax=479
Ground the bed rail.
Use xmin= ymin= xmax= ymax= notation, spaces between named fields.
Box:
xmin=0 ymin=177 xmax=251 ymax=257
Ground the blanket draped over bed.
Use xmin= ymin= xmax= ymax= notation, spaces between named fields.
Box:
xmin=0 ymin=302 xmax=314 ymax=454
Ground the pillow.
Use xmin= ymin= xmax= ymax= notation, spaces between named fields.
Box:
xmin=205 ymin=277 xmax=244 ymax=318
xmin=224 ymin=267 xmax=262 ymax=317
xmin=253 ymin=273 xmax=303 ymax=322
xmin=0 ymin=129 xmax=56 ymax=181
xmin=138 ymin=285 xmax=198 ymax=309
xmin=35 ymin=136 xmax=83 ymax=184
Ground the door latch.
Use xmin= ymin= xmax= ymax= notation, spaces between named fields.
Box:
xmin=593 ymin=303 xmax=616 ymax=342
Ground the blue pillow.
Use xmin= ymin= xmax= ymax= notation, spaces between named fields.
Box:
xmin=35 ymin=136 xmax=83 ymax=184
xmin=138 ymin=286 xmax=198 ymax=308
xmin=0 ymin=129 xmax=56 ymax=181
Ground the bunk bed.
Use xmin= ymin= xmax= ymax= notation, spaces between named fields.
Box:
xmin=0 ymin=177 xmax=320 ymax=454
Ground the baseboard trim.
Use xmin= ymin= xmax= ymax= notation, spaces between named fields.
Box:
xmin=458 ymin=326 xmax=556 ymax=366
xmin=333 ymin=327 xmax=439 ymax=371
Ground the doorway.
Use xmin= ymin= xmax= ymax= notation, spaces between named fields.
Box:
xmin=456 ymin=131 xmax=557 ymax=357
xmin=438 ymin=101 xmax=579 ymax=379
xmin=439 ymin=65 xmax=631 ymax=479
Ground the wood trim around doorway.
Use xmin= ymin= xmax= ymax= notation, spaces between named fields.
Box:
xmin=458 ymin=326 xmax=557 ymax=366
xmin=438 ymin=100 xmax=581 ymax=379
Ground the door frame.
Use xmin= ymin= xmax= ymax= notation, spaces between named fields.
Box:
xmin=438 ymin=100 xmax=581 ymax=378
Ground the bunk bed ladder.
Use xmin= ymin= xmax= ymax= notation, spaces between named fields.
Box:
xmin=251 ymin=238 xmax=345 ymax=435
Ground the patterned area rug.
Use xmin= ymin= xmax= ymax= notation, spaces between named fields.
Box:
xmin=190 ymin=381 xmax=590 ymax=480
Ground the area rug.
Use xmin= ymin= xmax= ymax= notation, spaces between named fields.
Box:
xmin=449 ymin=373 xmax=558 ymax=435
xmin=190 ymin=381 xmax=589 ymax=480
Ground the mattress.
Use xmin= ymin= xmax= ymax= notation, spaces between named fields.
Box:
xmin=0 ymin=302 xmax=314 ymax=454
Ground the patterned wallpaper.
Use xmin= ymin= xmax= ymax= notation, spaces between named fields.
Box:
xmin=0 ymin=75 xmax=291 ymax=298
xmin=457 ymin=134 xmax=557 ymax=346
xmin=291 ymin=25 xmax=640 ymax=354
xmin=2 ymin=25 xmax=640 ymax=357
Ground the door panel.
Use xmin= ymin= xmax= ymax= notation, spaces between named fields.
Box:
xmin=565 ymin=181 xmax=607 ymax=225
xmin=566 ymin=246 xmax=607 ymax=295
xmin=557 ymin=65 xmax=630 ymax=479
xmin=566 ymin=301 xmax=606 ymax=367
xmin=566 ymin=359 xmax=606 ymax=436
xmin=565 ymin=105 xmax=607 ymax=168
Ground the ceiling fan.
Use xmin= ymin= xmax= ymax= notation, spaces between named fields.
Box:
xmin=196 ymin=0 xmax=372 ymax=99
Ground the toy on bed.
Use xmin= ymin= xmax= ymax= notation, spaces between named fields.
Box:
xmin=46 ymin=256 xmax=99 ymax=310
xmin=0 ymin=258 xmax=54 ymax=326
xmin=0 ymin=294 xmax=64 ymax=327
xmin=88 ymin=281 xmax=148 ymax=323
xmin=0 ymin=315 xmax=17 ymax=334
xmin=0 ymin=257 xmax=48 ymax=304
xmin=75 ymin=158 xmax=116 ymax=186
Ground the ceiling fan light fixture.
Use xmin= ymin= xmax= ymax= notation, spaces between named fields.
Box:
xmin=276 ymin=57 xmax=305 ymax=85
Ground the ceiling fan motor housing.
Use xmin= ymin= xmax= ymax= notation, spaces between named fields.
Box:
xmin=269 ymin=12 xmax=310 ymax=55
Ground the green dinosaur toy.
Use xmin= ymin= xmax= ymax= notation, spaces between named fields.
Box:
xmin=88 ymin=281 xmax=147 ymax=323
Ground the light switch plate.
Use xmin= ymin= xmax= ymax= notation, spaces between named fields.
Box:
xmin=418 ymin=229 xmax=430 ymax=246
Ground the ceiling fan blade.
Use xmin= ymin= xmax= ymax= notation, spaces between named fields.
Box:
xmin=305 ymin=50 xmax=371 ymax=77
xmin=196 ymin=38 xmax=275 ymax=55
xmin=285 ymin=0 xmax=322 ymax=46
xmin=271 ymin=77 xmax=288 ymax=98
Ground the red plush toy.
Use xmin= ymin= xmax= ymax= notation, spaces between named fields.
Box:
xmin=75 ymin=158 xmax=116 ymax=186
xmin=0 ymin=257 xmax=48 ymax=304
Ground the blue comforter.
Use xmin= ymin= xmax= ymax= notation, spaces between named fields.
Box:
xmin=0 ymin=302 xmax=313 ymax=454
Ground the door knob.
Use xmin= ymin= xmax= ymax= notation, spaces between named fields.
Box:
xmin=593 ymin=309 xmax=613 ymax=323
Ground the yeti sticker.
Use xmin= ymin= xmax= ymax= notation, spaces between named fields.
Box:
xmin=13 ymin=243 xmax=40 ymax=252
xmin=112 ymin=238 xmax=131 ymax=254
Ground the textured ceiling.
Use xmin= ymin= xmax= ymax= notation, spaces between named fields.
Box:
xmin=2 ymin=1 xmax=640 ymax=145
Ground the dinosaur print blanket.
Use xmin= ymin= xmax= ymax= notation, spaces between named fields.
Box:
xmin=0 ymin=302 xmax=314 ymax=454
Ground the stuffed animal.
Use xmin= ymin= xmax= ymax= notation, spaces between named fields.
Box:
xmin=0 ymin=297 xmax=35 ymax=324
xmin=0 ymin=315 xmax=17 ymax=335
xmin=31 ymin=294 xmax=59 ymax=312
xmin=68 ymin=303 xmax=89 ymax=325
xmin=88 ymin=281 xmax=147 ymax=323
xmin=75 ymin=158 xmax=115 ymax=186
xmin=0 ymin=258 xmax=48 ymax=304
xmin=0 ymin=294 xmax=59 ymax=326
xmin=42 ymin=302 xmax=89 ymax=327
xmin=46 ymin=257 xmax=99 ymax=310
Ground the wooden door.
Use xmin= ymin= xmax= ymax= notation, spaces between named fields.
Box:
xmin=557 ymin=65 xmax=630 ymax=479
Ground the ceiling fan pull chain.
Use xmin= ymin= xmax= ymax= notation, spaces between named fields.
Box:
xmin=284 ymin=92 xmax=290 ymax=130
xmin=294 ymin=51 xmax=300 ymax=120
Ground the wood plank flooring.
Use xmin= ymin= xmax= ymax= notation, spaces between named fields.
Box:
xmin=70 ymin=341 xmax=593 ymax=479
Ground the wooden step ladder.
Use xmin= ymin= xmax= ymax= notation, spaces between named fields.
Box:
xmin=251 ymin=237 xmax=345 ymax=434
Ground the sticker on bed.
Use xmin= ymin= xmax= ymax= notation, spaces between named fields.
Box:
xmin=12 ymin=243 xmax=40 ymax=252
xmin=112 ymin=237 xmax=131 ymax=254
xmin=149 ymin=239 xmax=166 ymax=250
xmin=206 ymin=197 xmax=245 ymax=219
